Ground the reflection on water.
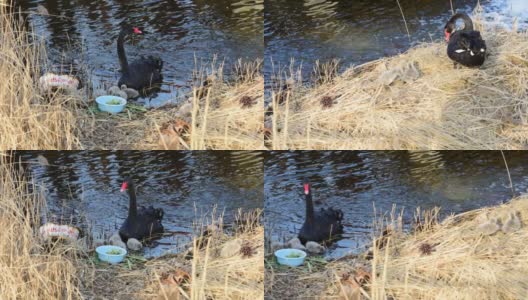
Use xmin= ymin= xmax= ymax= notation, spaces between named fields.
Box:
xmin=14 ymin=0 xmax=263 ymax=106
xmin=18 ymin=151 xmax=263 ymax=257
xmin=265 ymin=151 xmax=528 ymax=256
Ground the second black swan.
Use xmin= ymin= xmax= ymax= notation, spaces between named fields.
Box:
xmin=444 ymin=13 xmax=487 ymax=68
xmin=119 ymin=177 xmax=164 ymax=241
xmin=298 ymin=183 xmax=344 ymax=244
xmin=117 ymin=25 xmax=163 ymax=92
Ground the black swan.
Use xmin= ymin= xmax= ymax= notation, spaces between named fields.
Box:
xmin=119 ymin=178 xmax=164 ymax=241
xmin=298 ymin=183 xmax=343 ymax=244
xmin=117 ymin=25 xmax=163 ymax=92
xmin=444 ymin=13 xmax=487 ymax=68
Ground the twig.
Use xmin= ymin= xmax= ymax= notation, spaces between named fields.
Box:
xmin=396 ymin=0 xmax=411 ymax=42
xmin=500 ymin=150 xmax=515 ymax=197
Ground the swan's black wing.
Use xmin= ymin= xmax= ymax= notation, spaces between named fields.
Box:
xmin=119 ymin=56 xmax=163 ymax=90
xmin=447 ymin=30 xmax=486 ymax=67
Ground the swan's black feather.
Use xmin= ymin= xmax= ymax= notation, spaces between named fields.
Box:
xmin=298 ymin=185 xmax=344 ymax=244
xmin=117 ymin=26 xmax=163 ymax=92
xmin=119 ymin=178 xmax=164 ymax=242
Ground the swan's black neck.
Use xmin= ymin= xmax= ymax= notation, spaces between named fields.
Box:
xmin=305 ymin=187 xmax=314 ymax=224
xmin=117 ymin=30 xmax=129 ymax=74
xmin=447 ymin=13 xmax=474 ymax=32
xmin=126 ymin=179 xmax=137 ymax=219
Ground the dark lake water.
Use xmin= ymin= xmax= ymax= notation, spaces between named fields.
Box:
xmin=15 ymin=0 xmax=263 ymax=106
xmin=18 ymin=151 xmax=263 ymax=257
xmin=264 ymin=151 xmax=528 ymax=257
xmin=264 ymin=0 xmax=528 ymax=83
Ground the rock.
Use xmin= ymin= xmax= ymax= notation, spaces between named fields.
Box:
xmin=120 ymin=85 xmax=139 ymax=99
xmin=220 ymin=239 xmax=242 ymax=258
xmin=287 ymin=237 xmax=306 ymax=251
xmin=127 ymin=238 xmax=142 ymax=251
xmin=502 ymin=211 xmax=522 ymax=233
xmin=305 ymin=241 xmax=324 ymax=254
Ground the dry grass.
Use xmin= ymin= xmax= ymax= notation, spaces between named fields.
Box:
xmin=0 ymin=153 xmax=264 ymax=299
xmin=79 ymin=64 xmax=264 ymax=150
xmin=0 ymin=154 xmax=83 ymax=299
xmin=77 ymin=61 xmax=264 ymax=150
xmin=143 ymin=209 xmax=264 ymax=300
xmin=0 ymin=5 xmax=81 ymax=149
xmin=366 ymin=197 xmax=528 ymax=299
xmin=85 ymin=210 xmax=265 ymax=299
xmin=0 ymin=4 xmax=263 ymax=150
xmin=271 ymin=16 xmax=528 ymax=150
xmin=189 ymin=59 xmax=265 ymax=150
xmin=266 ymin=198 xmax=528 ymax=299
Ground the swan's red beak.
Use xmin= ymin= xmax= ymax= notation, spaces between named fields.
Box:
xmin=120 ymin=182 xmax=128 ymax=192
xmin=133 ymin=27 xmax=142 ymax=35
xmin=304 ymin=183 xmax=310 ymax=195
xmin=444 ymin=30 xmax=451 ymax=42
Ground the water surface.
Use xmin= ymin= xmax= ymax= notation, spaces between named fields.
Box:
xmin=265 ymin=151 xmax=528 ymax=257
xmin=19 ymin=151 xmax=264 ymax=257
xmin=15 ymin=0 xmax=263 ymax=106
xmin=264 ymin=0 xmax=528 ymax=81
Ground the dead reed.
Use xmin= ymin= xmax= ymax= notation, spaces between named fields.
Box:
xmin=0 ymin=5 xmax=80 ymax=149
xmin=271 ymin=13 xmax=528 ymax=150
xmin=0 ymin=154 xmax=83 ymax=299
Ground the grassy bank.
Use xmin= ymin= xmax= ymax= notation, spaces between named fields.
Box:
xmin=266 ymin=198 xmax=528 ymax=299
xmin=0 ymin=155 xmax=264 ymax=299
xmin=83 ymin=210 xmax=264 ymax=299
xmin=0 ymin=155 xmax=83 ymax=298
xmin=0 ymin=4 xmax=81 ymax=149
xmin=271 ymin=14 xmax=528 ymax=150
xmin=80 ymin=59 xmax=264 ymax=150
xmin=0 ymin=5 xmax=263 ymax=150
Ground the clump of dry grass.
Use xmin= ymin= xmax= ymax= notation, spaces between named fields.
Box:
xmin=187 ymin=209 xmax=264 ymax=299
xmin=0 ymin=5 xmax=80 ymax=149
xmin=189 ymin=59 xmax=264 ymax=150
xmin=135 ymin=209 xmax=264 ymax=300
xmin=0 ymin=154 xmax=83 ymax=299
xmin=272 ymin=16 xmax=528 ymax=149
xmin=267 ymin=198 xmax=528 ymax=299
xmin=1 ymin=3 xmax=262 ymax=150
xmin=366 ymin=197 xmax=528 ymax=299
xmin=79 ymin=58 xmax=264 ymax=150
xmin=82 ymin=209 xmax=264 ymax=299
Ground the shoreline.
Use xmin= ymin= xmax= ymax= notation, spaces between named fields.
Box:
xmin=269 ymin=20 xmax=528 ymax=150
xmin=265 ymin=196 xmax=528 ymax=299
